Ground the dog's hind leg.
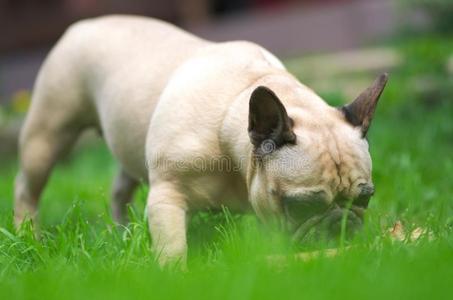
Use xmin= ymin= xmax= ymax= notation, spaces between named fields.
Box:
xmin=14 ymin=113 xmax=87 ymax=228
xmin=111 ymin=169 xmax=139 ymax=224
xmin=14 ymin=82 xmax=94 ymax=228
xmin=14 ymin=25 xmax=100 ymax=228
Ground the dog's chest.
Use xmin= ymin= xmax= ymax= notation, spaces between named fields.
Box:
xmin=182 ymin=171 xmax=250 ymax=212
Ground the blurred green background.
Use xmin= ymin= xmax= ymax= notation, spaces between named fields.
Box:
xmin=0 ymin=0 xmax=452 ymax=299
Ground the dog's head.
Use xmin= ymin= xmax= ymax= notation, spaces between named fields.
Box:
xmin=247 ymin=73 xmax=388 ymax=242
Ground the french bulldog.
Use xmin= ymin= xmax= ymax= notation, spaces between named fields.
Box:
xmin=14 ymin=15 xmax=387 ymax=267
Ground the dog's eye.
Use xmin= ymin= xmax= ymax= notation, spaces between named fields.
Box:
xmin=282 ymin=192 xmax=329 ymax=221
xmin=309 ymin=190 xmax=327 ymax=202
xmin=283 ymin=190 xmax=327 ymax=204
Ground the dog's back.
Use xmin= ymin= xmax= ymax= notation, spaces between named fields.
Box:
xmin=23 ymin=16 xmax=208 ymax=179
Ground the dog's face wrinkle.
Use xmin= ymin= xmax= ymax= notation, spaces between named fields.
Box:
xmin=324 ymin=127 xmax=345 ymax=195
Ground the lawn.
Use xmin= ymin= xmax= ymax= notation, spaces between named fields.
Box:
xmin=0 ymin=36 xmax=452 ymax=299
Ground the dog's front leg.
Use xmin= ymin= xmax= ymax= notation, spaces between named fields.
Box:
xmin=146 ymin=181 xmax=188 ymax=269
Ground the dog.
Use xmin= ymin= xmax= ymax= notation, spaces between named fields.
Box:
xmin=14 ymin=15 xmax=387 ymax=267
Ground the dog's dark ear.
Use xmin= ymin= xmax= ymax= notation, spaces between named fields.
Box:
xmin=248 ymin=86 xmax=296 ymax=153
xmin=342 ymin=73 xmax=388 ymax=137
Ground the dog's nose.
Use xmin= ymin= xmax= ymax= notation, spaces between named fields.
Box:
xmin=334 ymin=184 xmax=374 ymax=209
xmin=354 ymin=183 xmax=375 ymax=208
xmin=359 ymin=183 xmax=375 ymax=196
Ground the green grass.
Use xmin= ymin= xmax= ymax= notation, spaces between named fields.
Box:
xmin=0 ymin=36 xmax=452 ymax=299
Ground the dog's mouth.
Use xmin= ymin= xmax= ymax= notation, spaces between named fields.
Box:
xmin=288 ymin=205 xmax=364 ymax=243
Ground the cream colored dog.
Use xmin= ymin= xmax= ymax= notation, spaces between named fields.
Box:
xmin=15 ymin=15 xmax=387 ymax=267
